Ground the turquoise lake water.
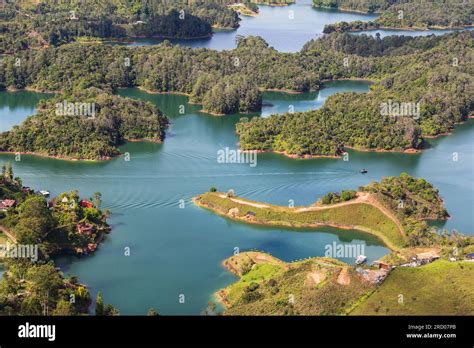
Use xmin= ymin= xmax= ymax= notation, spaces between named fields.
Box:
xmin=0 ymin=80 xmax=472 ymax=314
xmin=0 ymin=1 xmax=472 ymax=314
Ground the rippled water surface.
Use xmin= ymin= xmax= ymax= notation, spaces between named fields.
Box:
xmin=1 ymin=80 xmax=472 ymax=314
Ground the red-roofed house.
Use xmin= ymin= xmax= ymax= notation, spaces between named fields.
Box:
xmin=77 ymin=223 xmax=95 ymax=235
xmin=0 ymin=199 xmax=16 ymax=212
xmin=80 ymin=200 xmax=94 ymax=208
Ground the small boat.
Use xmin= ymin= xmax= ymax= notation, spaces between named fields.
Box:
xmin=39 ymin=190 xmax=50 ymax=197
xmin=360 ymin=169 xmax=368 ymax=174
xmin=355 ymin=255 xmax=367 ymax=265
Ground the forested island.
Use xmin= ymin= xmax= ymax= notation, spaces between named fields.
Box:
xmin=0 ymin=164 xmax=119 ymax=315
xmin=205 ymin=175 xmax=474 ymax=315
xmin=237 ymin=31 xmax=473 ymax=157
xmin=314 ymin=0 xmax=473 ymax=33
xmin=0 ymin=88 xmax=169 ymax=160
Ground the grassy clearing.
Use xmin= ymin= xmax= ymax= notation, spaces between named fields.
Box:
xmin=195 ymin=192 xmax=405 ymax=250
xmin=0 ymin=232 xmax=6 ymax=244
xmin=351 ymin=260 xmax=474 ymax=315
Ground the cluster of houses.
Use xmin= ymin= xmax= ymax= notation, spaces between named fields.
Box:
xmin=49 ymin=196 xmax=99 ymax=255
xmin=48 ymin=195 xmax=94 ymax=210
xmin=399 ymin=250 xmax=440 ymax=267
xmin=355 ymin=251 xmax=443 ymax=284
xmin=0 ymin=185 xmax=50 ymax=213
xmin=75 ymin=222 xmax=102 ymax=255
xmin=0 ymin=181 xmax=104 ymax=255
xmin=358 ymin=250 xmax=474 ymax=286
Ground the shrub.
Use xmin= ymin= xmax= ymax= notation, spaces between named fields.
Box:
xmin=247 ymin=282 xmax=259 ymax=292
xmin=341 ymin=190 xmax=357 ymax=201
xmin=321 ymin=192 xmax=334 ymax=205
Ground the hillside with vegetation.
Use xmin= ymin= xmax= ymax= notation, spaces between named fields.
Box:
xmin=0 ymin=259 xmax=93 ymax=315
xmin=0 ymin=165 xmax=119 ymax=315
xmin=218 ymin=251 xmax=376 ymax=315
xmin=0 ymin=164 xmax=111 ymax=257
xmin=351 ymin=259 xmax=474 ymax=315
xmin=1 ymin=0 xmax=301 ymax=54
xmin=314 ymin=0 xmax=474 ymax=33
xmin=218 ymin=250 xmax=474 ymax=316
xmin=302 ymin=31 xmax=446 ymax=57
xmin=0 ymin=88 xmax=169 ymax=160
xmin=0 ymin=25 xmax=471 ymax=144
xmin=195 ymin=189 xmax=407 ymax=250
xmin=0 ymin=35 xmax=330 ymax=113
xmin=361 ymin=173 xmax=451 ymax=247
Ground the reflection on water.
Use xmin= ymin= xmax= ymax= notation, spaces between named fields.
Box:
xmin=114 ymin=0 xmax=472 ymax=52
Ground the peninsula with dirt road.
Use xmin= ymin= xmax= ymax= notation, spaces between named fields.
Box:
xmin=194 ymin=173 xmax=449 ymax=251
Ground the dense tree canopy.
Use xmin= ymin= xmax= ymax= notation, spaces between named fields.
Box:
xmin=237 ymin=31 xmax=473 ymax=155
xmin=0 ymin=0 xmax=245 ymax=53
xmin=302 ymin=32 xmax=445 ymax=57
xmin=0 ymin=31 xmax=471 ymax=153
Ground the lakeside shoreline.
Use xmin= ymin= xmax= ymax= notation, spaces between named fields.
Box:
xmin=0 ymin=135 xmax=163 ymax=162
xmin=347 ymin=24 xmax=474 ymax=33
xmin=240 ymin=146 xmax=420 ymax=161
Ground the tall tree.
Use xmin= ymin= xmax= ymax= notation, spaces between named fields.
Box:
xmin=95 ymin=291 xmax=104 ymax=316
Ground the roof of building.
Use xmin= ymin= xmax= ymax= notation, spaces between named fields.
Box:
xmin=1 ymin=199 xmax=16 ymax=207
xmin=416 ymin=251 xmax=440 ymax=260
xmin=77 ymin=223 xmax=95 ymax=234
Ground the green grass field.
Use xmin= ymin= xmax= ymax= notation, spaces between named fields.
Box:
xmin=196 ymin=192 xmax=405 ymax=250
xmin=351 ymin=260 xmax=474 ymax=315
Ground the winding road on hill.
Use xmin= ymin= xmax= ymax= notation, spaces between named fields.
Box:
xmin=219 ymin=192 xmax=406 ymax=238
xmin=295 ymin=192 xmax=406 ymax=237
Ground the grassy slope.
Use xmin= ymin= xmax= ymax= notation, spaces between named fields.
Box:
xmin=351 ymin=260 xmax=474 ymax=315
xmin=195 ymin=192 xmax=405 ymax=250
xmin=221 ymin=252 xmax=375 ymax=315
